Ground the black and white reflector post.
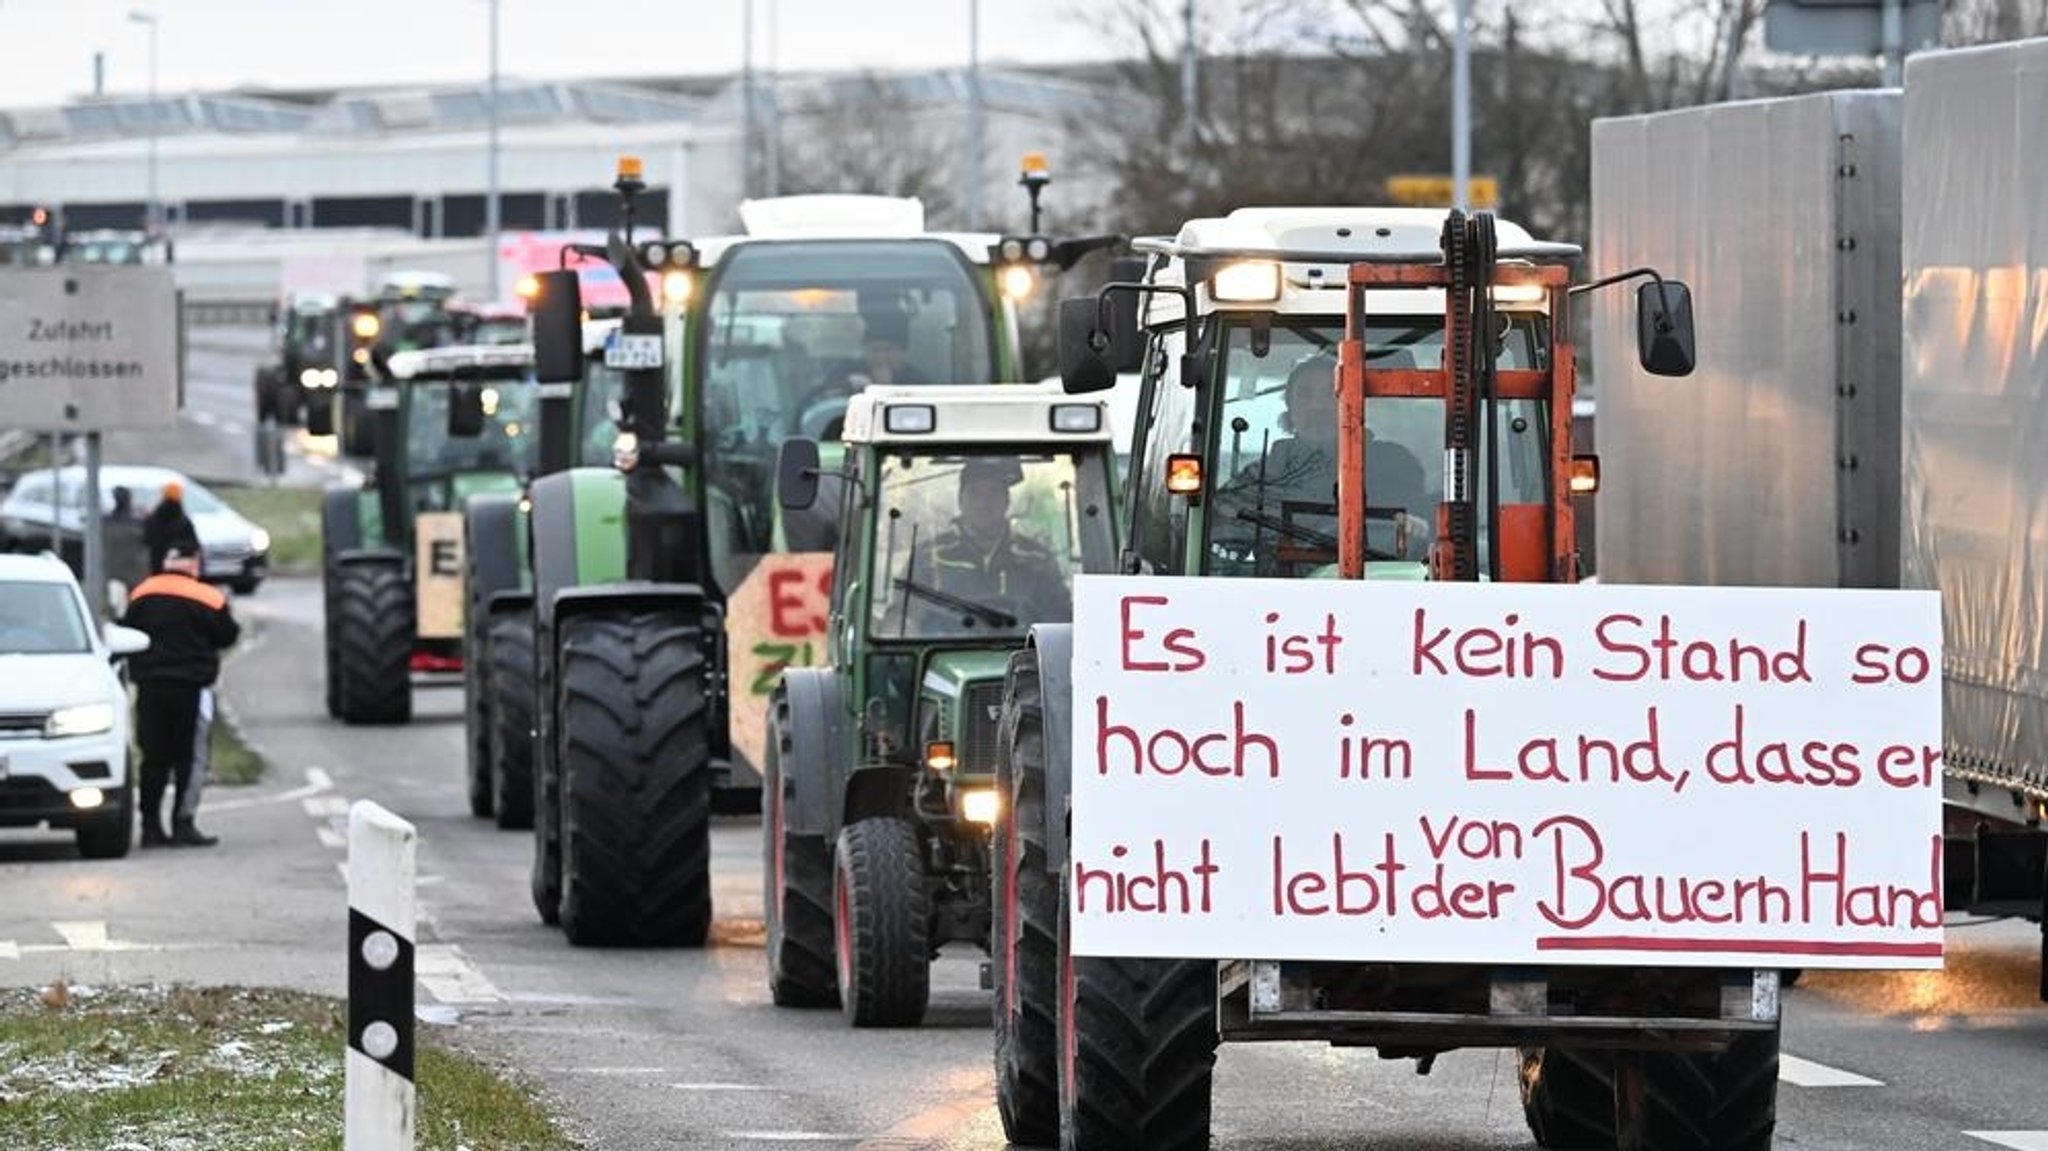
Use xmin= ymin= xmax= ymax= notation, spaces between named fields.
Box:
xmin=347 ymin=800 xmax=416 ymax=1150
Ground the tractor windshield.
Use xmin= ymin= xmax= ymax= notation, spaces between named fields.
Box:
xmin=1207 ymin=317 xmax=1550 ymax=578
xmin=868 ymin=449 xmax=1115 ymax=641
xmin=406 ymin=373 xmax=541 ymax=478
xmin=698 ymin=239 xmax=1001 ymax=576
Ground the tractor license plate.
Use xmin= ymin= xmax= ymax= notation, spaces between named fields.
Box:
xmin=604 ymin=332 xmax=664 ymax=370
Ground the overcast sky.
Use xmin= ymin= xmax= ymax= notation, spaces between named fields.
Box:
xmin=0 ymin=0 xmax=1130 ymax=107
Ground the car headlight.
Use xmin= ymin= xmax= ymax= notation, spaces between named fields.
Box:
xmin=250 ymin=527 xmax=271 ymax=553
xmin=46 ymin=702 xmax=114 ymax=738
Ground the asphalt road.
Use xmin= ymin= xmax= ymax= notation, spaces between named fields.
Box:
xmin=4 ymin=578 xmax=2048 ymax=1150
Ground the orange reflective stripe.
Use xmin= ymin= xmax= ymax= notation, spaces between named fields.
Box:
xmin=129 ymin=573 xmax=227 ymax=611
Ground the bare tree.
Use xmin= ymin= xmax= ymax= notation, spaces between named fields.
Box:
xmin=773 ymin=73 xmax=965 ymax=226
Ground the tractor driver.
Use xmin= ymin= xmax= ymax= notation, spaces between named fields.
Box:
xmin=910 ymin=457 xmax=1066 ymax=627
xmin=840 ymin=311 xmax=929 ymax=389
xmin=1233 ymin=353 xmax=1432 ymax=564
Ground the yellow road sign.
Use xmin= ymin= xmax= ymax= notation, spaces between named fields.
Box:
xmin=1384 ymin=174 xmax=1500 ymax=209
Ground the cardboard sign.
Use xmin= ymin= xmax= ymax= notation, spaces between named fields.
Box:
xmin=1069 ymin=576 xmax=1944 ymax=969
xmin=726 ymin=552 xmax=834 ymax=771
xmin=414 ymin=512 xmax=466 ymax=640
xmin=0 ymin=266 xmax=180 ymax=431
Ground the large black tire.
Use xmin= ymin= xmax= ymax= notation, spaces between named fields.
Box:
xmin=1058 ymin=868 xmax=1217 ymax=1151
xmin=1520 ymin=1046 xmax=1617 ymax=1149
xmin=763 ymin=685 xmax=836 ymax=1007
xmin=488 ymin=611 xmax=536 ymax=830
xmin=341 ymin=391 xmax=373 ymax=458
xmin=253 ymin=366 xmax=281 ymax=423
xmin=322 ymin=575 xmax=342 ymax=720
xmin=994 ymin=653 xmax=1060 ymax=1146
xmin=833 ymin=816 xmax=930 ymax=1027
xmin=331 ymin=562 xmax=413 ymax=725
xmin=557 ymin=611 xmax=713 ymax=947
xmin=531 ymin=716 xmax=563 ymax=926
xmin=1616 ymin=1025 xmax=1781 ymax=1151
xmin=462 ymin=601 xmax=495 ymax=820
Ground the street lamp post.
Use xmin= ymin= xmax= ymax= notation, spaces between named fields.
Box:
xmin=127 ymin=10 xmax=159 ymax=237
xmin=485 ymin=0 xmax=501 ymax=300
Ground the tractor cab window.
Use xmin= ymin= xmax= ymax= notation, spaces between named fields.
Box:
xmin=406 ymin=373 xmax=541 ymax=478
xmin=1207 ymin=317 xmax=1549 ymax=578
xmin=577 ymin=363 xmax=624 ymax=467
xmin=697 ymin=239 xmax=999 ymax=571
xmin=867 ymin=450 xmax=1114 ymax=641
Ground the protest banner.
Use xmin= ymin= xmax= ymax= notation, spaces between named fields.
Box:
xmin=1068 ymin=576 xmax=1944 ymax=968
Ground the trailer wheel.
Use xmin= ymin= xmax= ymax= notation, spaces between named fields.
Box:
xmin=1057 ymin=871 xmax=1217 ymax=1151
xmin=1519 ymin=1046 xmax=1616 ymax=1149
xmin=487 ymin=611 xmax=536 ymax=830
xmin=994 ymin=652 xmax=1059 ymax=1146
xmin=331 ymin=560 xmax=413 ymax=725
xmin=833 ymin=816 xmax=930 ymax=1027
xmin=1617 ymin=1024 xmax=1780 ymax=1151
xmin=557 ymin=610 xmax=712 ymax=947
xmin=462 ymin=605 xmax=495 ymax=819
xmin=764 ymin=685 xmax=837 ymax=1007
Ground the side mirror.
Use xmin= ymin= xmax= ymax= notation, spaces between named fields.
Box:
xmin=104 ymin=622 xmax=150 ymax=658
xmin=532 ymin=269 xmax=584 ymax=384
xmin=1636 ymin=280 xmax=1696 ymax=377
xmin=778 ymin=438 xmax=822 ymax=511
xmin=448 ymin=383 xmax=487 ymax=438
xmin=1105 ymin=257 xmax=1146 ymax=373
xmin=1057 ymin=296 xmax=1117 ymax=394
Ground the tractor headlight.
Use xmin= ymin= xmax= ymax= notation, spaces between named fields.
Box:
xmin=1000 ymin=264 xmax=1036 ymax=301
xmin=1210 ymin=260 xmax=1282 ymax=303
xmin=46 ymin=702 xmax=114 ymax=738
xmin=299 ymin=368 xmax=320 ymax=387
xmin=352 ymin=313 xmax=381 ymax=340
xmin=960 ymin=788 xmax=1000 ymax=825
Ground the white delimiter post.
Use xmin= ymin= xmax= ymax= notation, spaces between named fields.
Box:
xmin=346 ymin=801 xmax=417 ymax=1150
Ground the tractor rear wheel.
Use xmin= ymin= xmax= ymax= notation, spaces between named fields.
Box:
xmin=332 ymin=561 xmax=413 ymax=725
xmin=1058 ymin=870 xmax=1217 ymax=1151
xmin=994 ymin=653 xmax=1059 ymax=1146
xmin=557 ymin=610 xmax=712 ymax=947
xmin=1616 ymin=1024 xmax=1781 ymax=1151
xmin=322 ymin=576 xmax=342 ymax=719
xmin=462 ymin=607 xmax=494 ymax=819
xmin=1519 ymin=1046 xmax=1617 ymax=1149
xmin=530 ymin=716 xmax=562 ymax=927
xmin=764 ymin=685 xmax=836 ymax=1007
xmin=833 ymin=816 xmax=930 ymax=1027
xmin=487 ymin=611 xmax=536 ymax=830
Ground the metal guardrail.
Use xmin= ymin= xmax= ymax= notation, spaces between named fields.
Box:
xmin=184 ymin=299 xmax=278 ymax=327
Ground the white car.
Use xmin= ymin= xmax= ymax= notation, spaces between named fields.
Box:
xmin=0 ymin=552 xmax=149 ymax=858
xmin=0 ymin=465 xmax=271 ymax=593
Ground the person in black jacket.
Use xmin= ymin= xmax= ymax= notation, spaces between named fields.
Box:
xmin=119 ymin=550 xmax=239 ymax=847
xmin=143 ymin=480 xmax=202 ymax=575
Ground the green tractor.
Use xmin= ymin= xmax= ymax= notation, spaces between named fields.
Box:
xmin=461 ymin=317 xmax=631 ymax=828
xmin=253 ymin=291 xmax=343 ymax=429
xmin=515 ymin=156 xmax=1102 ymax=947
xmin=322 ymin=271 xmax=468 ymax=458
xmin=763 ymin=382 xmax=1119 ymax=1025
xmin=321 ymin=344 xmax=541 ymax=725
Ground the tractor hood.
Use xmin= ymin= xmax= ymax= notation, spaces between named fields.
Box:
xmin=920 ymin=648 xmax=1015 ymax=702
xmin=450 ymin=471 xmax=524 ymax=504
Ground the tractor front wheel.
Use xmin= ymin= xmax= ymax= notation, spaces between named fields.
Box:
xmin=993 ymin=652 xmax=1059 ymax=1146
xmin=556 ymin=610 xmax=712 ymax=947
xmin=833 ymin=816 xmax=930 ymax=1027
xmin=1519 ymin=1046 xmax=1617 ymax=1149
xmin=331 ymin=561 xmax=413 ymax=725
xmin=487 ymin=611 xmax=536 ymax=830
xmin=462 ymin=608 xmax=495 ymax=819
xmin=1616 ymin=1024 xmax=1781 ymax=1151
xmin=764 ymin=685 xmax=836 ymax=1007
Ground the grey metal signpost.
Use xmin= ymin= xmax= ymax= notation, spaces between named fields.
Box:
xmin=0 ymin=266 xmax=181 ymax=620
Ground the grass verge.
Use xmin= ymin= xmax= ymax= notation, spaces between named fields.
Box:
xmin=214 ymin=484 xmax=322 ymax=577
xmin=0 ymin=984 xmax=580 ymax=1151
xmin=207 ymin=707 xmax=264 ymax=787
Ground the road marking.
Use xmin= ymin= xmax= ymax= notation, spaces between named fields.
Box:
xmin=671 ymin=1083 xmax=771 ymax=1092
xmin=0 ymin=941 xmax=18 ymax=960
xmin=1967 ymin=1135 xmax=2048 ymax=1151
xmin=416 ymin=944 xmax=503 ymax=1004
xmin=563 ymin=1067 xmax=672 ymax=1076
xmin=52 ymin=921 xmax=111 ymax=950
xmin=316 ymin=827 xmax=347 ymax=849
xmin=190 ymin=411 xmax=219 ymax=428
xmin=203 ymin=766 xmax=334 ymax=815
xmin=302 ymin=795 xmax=350 ymax=818
xmin=1778 ymin=1054 xmax=1882 ymax=1088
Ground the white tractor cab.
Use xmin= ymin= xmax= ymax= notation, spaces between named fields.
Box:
xmin=1086 ymin=207 xmax=1591 ymax=582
